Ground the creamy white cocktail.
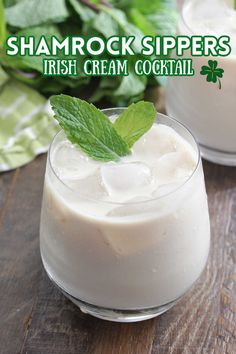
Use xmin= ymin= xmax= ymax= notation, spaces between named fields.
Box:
xmin=166 ymin=0 xmax=236 ymax=165
xmin=40 ymin=108 xmax=210 ymax=322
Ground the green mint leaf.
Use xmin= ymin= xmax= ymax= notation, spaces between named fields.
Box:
xmin=69 ymin=0 xmax=96 ymax=22
xmin=113 ymin=101 xmax=156 ymax=148
xmin=5 ymin=0 xmax=69 ymax=28
xmin=50 ymin=94 xmax=131 ymax=162
xmin=1 ymin=25 xmax=62 ymax=73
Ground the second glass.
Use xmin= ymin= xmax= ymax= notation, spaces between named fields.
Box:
xmin=166 ymin=0 xmax=236 ymax=166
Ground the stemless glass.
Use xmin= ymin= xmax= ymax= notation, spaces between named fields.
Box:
xmin=166 ymin=0 xmax=236 ymax=166
xmin=40 ymin=110 xmax=210 ymax=322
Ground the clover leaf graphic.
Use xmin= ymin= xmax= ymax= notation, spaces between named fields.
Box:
xmin=200 ymin=60 xmax=224 ymax=89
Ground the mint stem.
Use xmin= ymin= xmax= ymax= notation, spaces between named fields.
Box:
xmin=80 ymin=0 xmax=112 ymax=12
xmin=218 ymin=78 xmax=222 ymax=90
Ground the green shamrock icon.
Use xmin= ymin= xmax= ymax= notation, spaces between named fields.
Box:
xmin=200 ymin=60 xmax=224 ymax=90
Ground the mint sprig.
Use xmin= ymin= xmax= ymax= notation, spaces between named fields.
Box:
xmin=50 ymin=95 xmax=130 ymax=162
xmin=113 ymin=101 xmax=156 ymax=148
xmin=50 ymin=95 xmax=156 ymax=162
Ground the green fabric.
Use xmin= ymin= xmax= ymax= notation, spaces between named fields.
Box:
xmin=0 ymin=71 xmax=59 ymax=172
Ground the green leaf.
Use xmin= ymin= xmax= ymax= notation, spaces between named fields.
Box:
xmin=90 ymin=74 xmax=147 ymax=106
xmin=69 ymin=0 xmax=96 ymax=22
xmin=114 ymin=73 xmax=147 ymax=98
xmin=3 ymin=0 xmax=23 ymax=7
xmin=5 ymin=0 xmax=69 ymax=28
xmin=146 ymin=9 xmax=177 ymax=36
xmin=113 ymin=101 xmax=156 ymax=147
xmin=129 ymin=8 xmax=157 ymax=36
xmin=50 ymin=94 xmax=131 ymax=162
xmin=98 ymin=6 xmax=144 ymax=53
xmin=129 ymin=0 xmax=163 ymax=15
xmin=92 ymin=10 xmax=119 ymax=38
xmin=127 ymin=0 xmax=177 ymax=42
xmin=90 ymin=76 xmax=120 ymax=103
xmin=0 ymin=25 xmax=62 ymax=73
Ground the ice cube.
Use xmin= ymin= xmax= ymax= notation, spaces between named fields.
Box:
xmin=101 ymin=162 xmax=155 ymax=201
xmin=53 ymin=141 xmax=99 ymax=180
xmin=65 ymin=172 xmax=108 ymax=199
xmin=153 ymin=151 xmax=196 ymax=186
xmin=131 ymin=125 xmax=183 ymax=164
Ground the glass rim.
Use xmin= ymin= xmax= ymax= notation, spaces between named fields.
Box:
xmin=180 ymin=0 xmax=200 ymax=35
xmin=48 ymin=109 xmax=201 ymax=206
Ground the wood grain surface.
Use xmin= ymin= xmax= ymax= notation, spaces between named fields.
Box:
xmin=0 ymin=155 xmax=235 ymax=354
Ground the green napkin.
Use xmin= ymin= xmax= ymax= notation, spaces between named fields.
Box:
xmin=0 ymin=70 xmax=58 ymax=172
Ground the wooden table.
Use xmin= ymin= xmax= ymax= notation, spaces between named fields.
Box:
xmin=0 ymin=155 xmax=235 ymax=354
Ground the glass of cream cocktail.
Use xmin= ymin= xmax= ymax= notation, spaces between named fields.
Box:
xmin=40 ymin=109 xmax=210 ymax=322
xmin=166 ymin=0 xmax=236 ymax=166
